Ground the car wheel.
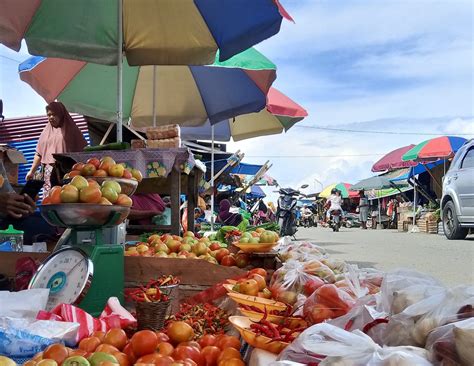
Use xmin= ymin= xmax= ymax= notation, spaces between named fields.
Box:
xmin=443 ymin=201 xmax=468 ymax=240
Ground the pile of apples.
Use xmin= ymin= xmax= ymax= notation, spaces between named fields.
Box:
xmin=230 ymin=268 xmax=272 ymax=299
xmin=125 ymin=232 xmax=250 ymax=268
xmin=237 ymin=229 xmax=279 ymax=245
xmin=24 ymin=322 xmax=245 ymax=366
xmin=64 ymin=156 xmax=143 ymax=182
xmin=42 ymin=175 xmax=132 ymax=206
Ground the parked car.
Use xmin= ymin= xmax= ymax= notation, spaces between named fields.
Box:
xmin=441 ymin=139 xmax=474 ymax=239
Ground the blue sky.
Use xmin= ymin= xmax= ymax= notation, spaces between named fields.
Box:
xmin=1 ymin=0 xmax=473 ymax=197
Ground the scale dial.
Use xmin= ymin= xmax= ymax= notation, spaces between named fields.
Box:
xmin=29 ymin=247 xmax=93 ymax=310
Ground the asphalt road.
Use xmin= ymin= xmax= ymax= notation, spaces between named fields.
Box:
xmin=295 ymin=226 xmax=474 ymax=286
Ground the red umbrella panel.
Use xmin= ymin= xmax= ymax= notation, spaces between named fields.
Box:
xmin=372 ymin=144 xmax=418 ymax=172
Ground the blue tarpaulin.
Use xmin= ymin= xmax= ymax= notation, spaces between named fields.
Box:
xmin=249 ymin=185 xmax=265 ymax=198
xmin=205 ymin=159 xmax=263 ymax=175
xmin=390 ymin=160 xmax=444 ymax=181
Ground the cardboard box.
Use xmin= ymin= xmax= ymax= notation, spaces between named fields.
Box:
xmin=0 ymin=145 xmax=27 ymax=185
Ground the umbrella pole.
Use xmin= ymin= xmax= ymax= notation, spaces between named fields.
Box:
xmin=413 ymin=180 xmax=417 ymax=226
xmin=210 ymin=124 xmax=215 ymax=231
xmin=116 ymin=0 xmax=123 ymax=142
xmin=152 ymin=66 xmax=157 ymax=127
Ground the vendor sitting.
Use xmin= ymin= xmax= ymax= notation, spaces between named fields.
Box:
xmin=0 ymin=161 xmax=56 ymax=245
xmin=216 ymin=199 xmax=243 ymax=226
xmin=128 ymin=193 xmax=166 ymax=225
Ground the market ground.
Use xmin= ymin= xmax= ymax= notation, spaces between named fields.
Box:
xmin=295 ymin=226 xmax=474 ymax=286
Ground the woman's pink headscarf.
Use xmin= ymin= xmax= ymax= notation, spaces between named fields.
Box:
xmin=36 ymin=102 xmax=87 ymax=164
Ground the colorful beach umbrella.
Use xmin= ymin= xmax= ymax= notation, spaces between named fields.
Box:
xmin=179 ymin=88 xmax=308 ymax=141
xmin=372 ymin=144 xmax=417 ymax=172
xmin=1 ymin=0 xmax=292 ymax=65
xmin=19 ymin=48 xmax=276 ymax=126
xmin=402 ymin=136 xmax=467 ymax=162
xmin=319 ymin=183 xmax=357 ymax=199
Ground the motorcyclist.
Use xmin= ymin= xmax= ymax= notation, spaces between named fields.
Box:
xmin=326 ymin=188 xmax=343 ymax=221
xmin=301 ymin=204 xmax=312 ymax=226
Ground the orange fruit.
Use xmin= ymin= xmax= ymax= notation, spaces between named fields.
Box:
xmin=104 ymin=328 xmax=128 ymax=351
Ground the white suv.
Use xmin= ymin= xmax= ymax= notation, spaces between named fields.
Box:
xmin=441 ymin=139 xmax=474 ymax=239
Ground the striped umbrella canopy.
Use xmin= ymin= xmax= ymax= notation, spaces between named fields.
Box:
xmin=179 ymin=88 xmax=308 ymax=141
xmin=1 ymin=0 xmax=292 ymax=65
xmin=402 ymin=136 xmax=467 ymax=162
xmin=319 ymin=183 xmax=357 ymax=199
xmin=19 ymin=48 xmax=276 ymax=127
xmin=372 ymin=144 xmax=417 ymax=172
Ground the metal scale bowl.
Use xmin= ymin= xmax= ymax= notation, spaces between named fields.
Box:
xmin=29 ymin=179 xmax=136 ymax=316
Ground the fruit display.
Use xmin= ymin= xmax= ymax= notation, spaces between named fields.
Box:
xmin=124 ymin=232 xmax=250 ymax=268
xmin=41 ymin=176 xmax=132 ymax=207
xmin=237 ymin=229 xmax=279 ymax=244
xmin=24 ymin=322 xmax=244 ymax=366
xmin=225 ymin=269 xmax=273 ymax=299
xmin=63 ymin=156 xmax=143 ymax=182
xmin=166 ymin=303 xmax=231 ymax=339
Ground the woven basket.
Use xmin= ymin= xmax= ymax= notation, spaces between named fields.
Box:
xmin=136 ymin=301 xmax=170 ymax=331
xmin=160 ymin=284 xmax=180 ymax=315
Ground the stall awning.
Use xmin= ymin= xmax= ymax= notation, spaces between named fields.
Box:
xmin=205 ymin=159 xmax=263 ymax=175
xmin=390 ymin=160 xmax=444 ymax=182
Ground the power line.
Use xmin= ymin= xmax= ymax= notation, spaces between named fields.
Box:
xmin=295 ymin=125 xmax=474 ymax=136
xmin=247 ymin=153 xmax=385 ymax=158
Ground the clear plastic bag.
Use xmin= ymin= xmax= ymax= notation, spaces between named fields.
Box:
xmin=383 ymin=285 xmax=474 ymax=347
xmin=426 ymin=318 xmax=474 ymax=365
xmin=303 ymin=284 xmax=355 ymax=325
xmin=278 ymin=240 xmax=327 ymax=262
xmin=277 ymin=323 xmax=432 ymax=366
xmin=0 ymin=289 xmax=49 ymax=319
xmin=270 ymin=260 xmax=327 ymax=306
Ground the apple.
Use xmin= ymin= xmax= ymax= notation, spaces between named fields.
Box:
xmin=260 ymin=288 xmax=272 ymax=299
xmin=161 ymin=234 xmax=172 ymax=242
xmin=93 ymin=169 xmax=108 ymax=177
xmin=235 ymin=253 xmax=250 ymax=269
xmin=192 ymin=242 xmax=208 ymax=256
xmin=79 ymin=186 xmax=102 ymax=204
xmin=182 ymin=236 xmax=194 ymax=245
xmin=87 ymin=179 xmax=101 ymax=189
xmin=70 ymin=175 xmax=88 ymax=190
xmin=131 ymin=169 xmax=143 ymax=182
xmin=60 ymin=184 xmax=79 ymax=203
xmin=102 ymin=180 xmax=121 ymax=194
xmin=276 ymin=290 xmax=298 ymax=305
xmin=154 ymin=252 xmax=168 ymax=258
xmin=179 ymin=243 xmax=192 ymax=252
xmin=100 ymin=156 xmax=115 ymax=165
xmin=101 ymin=186 xmax=119 ymax=203
xmin=123 ymin=169 xmax=133 ymax=179
xmin=108 ymin=164 xmax=125 ymax=178
xmin=188 ymin=253 xmax=197 ymax=258
xmin=172 ymin=235 xmax=182 ymax=241
xmin=184 ymin=231 xmax=195 ymax=238
xmin=116 ymin=194 xmax=133 ymax=207
xmin=178 ymin=250 xmax=190 ymax=257
xmin=148 ymin=234 xmax=161 ymax=244
xmin=249 ymin=274 xmax=266 ymax=291
xmin=99 ymin=197 xmax=112 ymax=205
xmin=72 ymin=162 xmax=85 ymax=171
xmin=249 ymin=237 xmax=260 ymax=244
xmin=136 ymin=244 xmax=149 ymax=253
xmin=166 ymin=240 xmax=181 ymax=253
xmin=68 ymin=170 xmax=81 ymax=178
xmin=155 ymin=243 xmax=170 ymax=254
xmin=221 ymin=255 xmax=237 ymax=267
xmin=209 ymin=242 xmax=221 ymax=251
xmin=238 ymin=279 xmax=259 ymax=296
xmin=86 ymin=158 xmax=101 ymax=169
xmin=81 ymin=163 xmax=97 ymax=176
xmin=215 ymin=248 xmax=230 ymax=263
xmin=168 ymin=253 xmax=178 ymax=258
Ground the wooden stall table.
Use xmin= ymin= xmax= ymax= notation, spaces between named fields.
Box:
xmin=54 ymin=148 xmax=204 ymax=235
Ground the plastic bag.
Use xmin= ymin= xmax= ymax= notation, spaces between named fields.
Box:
xmin=0 ymin=289 xmax=49 ymax=318
xmin=426 ymin=318 xmax=474 ymax=366
xmin=277 ymin=323 xmax=432 ymax=366
xmin=270 ymin=260 xmax=326 ymax=306
xmin=303 ymin=284 xmax=355 ymax=325
xmin=383 ymin=285 xmax=474 ymax=347
xmin=0 ymin=317 xmax=79 ymax=358
xmin=277 ymin=240 xmax=327 ymax=262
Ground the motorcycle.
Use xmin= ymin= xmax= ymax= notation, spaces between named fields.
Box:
xmin=329 ymin=209 xmax=342 ymax=232
xmin=276 ymin=184 xmax=308 ymax=237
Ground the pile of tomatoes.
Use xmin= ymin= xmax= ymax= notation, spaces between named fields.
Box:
xmin=26 ymin=321 xmax=245 ymax=366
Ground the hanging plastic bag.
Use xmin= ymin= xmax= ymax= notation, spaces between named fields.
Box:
xmin=383 ymin=285 xmax=474 ymax=347
xmin=426 ymin=318 xmax=474 ymax=366
xmin=269 ymin=260 xmax=326 ymax=307
xmin=277 ymin=323 xmax=432 ymax=366
xmin=0 ymin=289 xmax=49 ymax=319
xmin=303 ymin=284 xmax=355 ymax=325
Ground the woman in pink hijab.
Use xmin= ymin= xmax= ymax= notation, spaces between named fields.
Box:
xmin=26 ymin=102 xmax=87 ymax=192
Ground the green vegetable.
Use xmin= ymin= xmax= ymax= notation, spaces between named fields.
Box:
xmin=84 ymin=142 xmax=130 ymax=152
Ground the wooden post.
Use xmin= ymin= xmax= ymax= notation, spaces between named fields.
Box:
xmin=170 ymin=169 xmax=181 ymax=235
xmin=187 ymin=170 xmax=198 ymax=233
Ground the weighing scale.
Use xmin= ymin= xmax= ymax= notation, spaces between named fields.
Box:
xmin=29 ymin=179 xmax=136 ymax=316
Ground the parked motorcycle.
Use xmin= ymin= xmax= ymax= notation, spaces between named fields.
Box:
xmin=328 ymin=209 xmax=342 ymax=232
xmin=276 ymin=184 xmax=308 ymax=237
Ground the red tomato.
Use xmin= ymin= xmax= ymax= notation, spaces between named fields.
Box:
xmin=123 ymin=343 xmax=137 ymax=363
xmin=198 ymin=335 xmax=216 ymax=348
xmin=155 ymin=356 xmax=174 ymax=366
xmin=201 ymin=346 xmax=221 ymax=366
xmin=218 ymin=359 xmax=245 ymax=366
xmin=157 ymin=342 xmax=174 ymax=357
xmin=43 ymin=344 xmax=68 ymax=365
xmin=91 ymin=331 xmax=106 ymax=342
xmin=173 ymin=345 xmax=204 ymax=365
xmin=179 ymin=341 xmax=201 ymax=351
xmin=217 ymin=348 xmax=242 ymax=364
xmin=220 ymin=255 xmax=236 ymax=267
xmin=112 ymin=352 xmax=131 ymax=366
xmin=104 ymin=328 xmax=128 ymax=351
xmin=78 ymin=336 xmax=101 ymax=352
xmin=248 ymin=268 xmax=267 ymax=278
xmin=215 ymin=335 xmax=241 ymax=351
xmin=131 ymin=330 xmax=159 ymax=357
xmin=303 ymin=278 xmax=325 ymax=296
xmin=156 ymin=332 xmax=170 ymax=343
xmin=136 ymin=353 xmax=163 ymax=364
xmin=95 ymin=344 xmax=120 ymax=354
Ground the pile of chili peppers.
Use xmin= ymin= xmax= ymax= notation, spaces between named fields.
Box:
xmin=240 ymin=304 xmax=300 ymax=317
xmin=248 ymin=308 xmax=306 ymax=343
xmin=166 ymin=302 xmax=229 ymax=338
xmin=127 ymin=276 xmax=179 ymax=303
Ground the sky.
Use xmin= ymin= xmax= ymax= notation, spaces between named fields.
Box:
xmin=1 ymin=0 xmax=473 ymax=200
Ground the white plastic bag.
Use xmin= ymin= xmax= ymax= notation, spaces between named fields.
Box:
xmin=0 ymin=289 xmax=49 ymax=318
xmin=0 ymin=317 xmax=79 ymax=358
xmin=277 ymin=323 xmax=432 ymax=366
